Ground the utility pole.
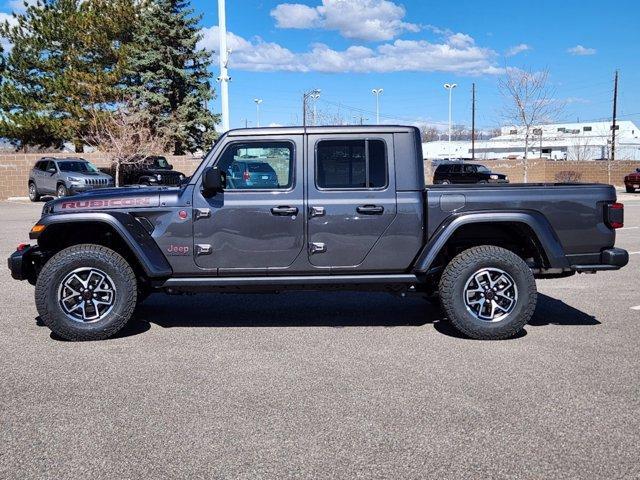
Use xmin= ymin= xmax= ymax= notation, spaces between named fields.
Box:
xmin=611 ymin=70 xmax=618 ymax=162
xmin=217 ymin=0 xmax=230 ymax=132
xmin=471 ymin=83 xmax=475 ymax=161
xmin=372 ymin=88 xmax=383 ymax=125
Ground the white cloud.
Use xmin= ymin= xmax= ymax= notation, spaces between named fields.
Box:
xmin=271 ymin=3 xmax=321 ymax=29
xmin=198 ymin=26 xmax=500 ymax=75
xmin=270 ymin=0 xmax=420 ymax=42
xmin=567 ymin=45 xmax=596 ymax=56
xmin=505 ymin=43 xmax=531 ymax=57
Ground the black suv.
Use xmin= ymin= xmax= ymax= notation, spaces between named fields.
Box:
xmin=114 ymin=156 xmax=187 ymax=186
xmin=433 ymin=163 xmax=508 ymax=185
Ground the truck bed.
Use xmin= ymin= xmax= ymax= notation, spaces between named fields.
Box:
xmin=424 ymin=183 xmax=617 ymax=264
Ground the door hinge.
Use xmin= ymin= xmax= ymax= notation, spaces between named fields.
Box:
xmin=309 ymin=242 xmax=326 ymax=254
xmin=194 ymin=208 xmax=211 ymax=220
xmin=196 ymin=244 xmax=212 ymax=256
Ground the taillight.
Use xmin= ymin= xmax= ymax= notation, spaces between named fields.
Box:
xmin=606 ymin=202 xmax=624 ymax=229
xmin=243 ymin=170 xmax=250 ymax=181
xmin=16 ymin=243 xmax=29 ymax=252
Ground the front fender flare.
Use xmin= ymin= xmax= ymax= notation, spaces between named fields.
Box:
xmin=35 ymin=212 xmax=172 ymax=278
xmin=412 ymin=211 xmax=569 ymax=273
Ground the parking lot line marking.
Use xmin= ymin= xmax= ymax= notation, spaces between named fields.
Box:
xmin=619 ymin=227 xmax=640 ymax=231
xmin=628 ymin=251 xmax=640 ymax=255
xmin=631 ymin=305 xmax=640 ymax=311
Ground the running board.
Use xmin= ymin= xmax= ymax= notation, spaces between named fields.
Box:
xmin=162 ymin=274 xmax=418 ymax=289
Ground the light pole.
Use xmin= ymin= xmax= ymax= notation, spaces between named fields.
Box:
xmin=310 ymin=91 xmax=321 ymax=125
xmin=443 ymin=83 xmax=457 ymax=158
xmin=217 ymin=0 xmax=230 ymax=132
xmin=302 ymin=89 xmax=321 ymax=127
xmin=371 ymin=88 xmax=383 ymax=125
xmin=254 ymin=98 xmax=262 ymax=127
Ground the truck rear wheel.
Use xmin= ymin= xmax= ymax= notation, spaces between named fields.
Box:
xmin=439 ymin=245 xmax=537 ymax=340
xmin=35 ymin=244 xmax=137 ymax=341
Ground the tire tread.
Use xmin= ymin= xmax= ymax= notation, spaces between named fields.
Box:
xmin=35 ymin=244 xmax=137 ymax=341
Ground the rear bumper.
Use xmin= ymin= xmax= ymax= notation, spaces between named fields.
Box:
xmin=572 ymin=247 xmax=629 ymax=272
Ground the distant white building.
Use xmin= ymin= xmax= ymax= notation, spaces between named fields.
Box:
xmin=423 ymin=120 xmax=640 ymax=161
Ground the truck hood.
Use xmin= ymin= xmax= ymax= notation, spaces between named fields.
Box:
xmin=47 ymin=187 xmax=167 ymax=214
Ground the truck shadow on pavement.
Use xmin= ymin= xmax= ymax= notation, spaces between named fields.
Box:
xmin=39 ymin=292 xmax=599 ymax=342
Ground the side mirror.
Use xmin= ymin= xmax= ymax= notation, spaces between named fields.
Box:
xmin=47 ymin=167 xmax=56 ymax=173
xmin=168 ymin=164 xmax=174 ymax=170
xmin=202 ymin=166 xmax=225 ymax=196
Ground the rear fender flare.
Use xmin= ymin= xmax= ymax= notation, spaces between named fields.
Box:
xmin=36 ymin=212 xmax=172 ymax=278
xmin=413 ymin=211 xmax=569 ymax=273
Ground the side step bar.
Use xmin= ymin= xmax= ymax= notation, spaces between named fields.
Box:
xmin=163 ymin=274 xmax=418 ymax=289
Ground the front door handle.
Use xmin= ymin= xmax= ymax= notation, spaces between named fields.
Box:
xmin=356 ymin=205 xmax=384 ymax=215
xmin=271 ymin=206 xmax=298 ymax=216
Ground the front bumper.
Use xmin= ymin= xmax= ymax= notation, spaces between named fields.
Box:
xmin=572 ymin=247 xmax=629 ymax=272
xmin=68 ymin=184 xmax=114 ymax=194
xmin=8 ymin=245 xmax=36 ymax=281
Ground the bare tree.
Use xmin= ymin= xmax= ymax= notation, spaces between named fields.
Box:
xmin=499 ymin=68 xmax=564 ymax=181
xmin=420 ymin=125 xmax=441 ymax=142
xmin=567 ymin=135 xmax=594 ymax=161
xmin=84 ymin=102 xmax=169 ymax=186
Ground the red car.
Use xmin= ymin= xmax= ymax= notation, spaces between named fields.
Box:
xmin=624 ymin=168 xmax=640 ymax=193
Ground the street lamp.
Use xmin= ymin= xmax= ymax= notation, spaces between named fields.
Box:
xmin=309 ymin=91 xmax=321 ymax=126
xmin=254 ymin=98 xmax=263 ymax=127
xmin=371 ymin=88 xmax=383 ymax=125
xmin=302 ymin=89 xmax=321 ymax=127
xmin=443 ymin=83 xmax=457 ymax=158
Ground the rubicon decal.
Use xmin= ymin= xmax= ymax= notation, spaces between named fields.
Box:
xmin=59 ymin=197 xmax=153 ymax=210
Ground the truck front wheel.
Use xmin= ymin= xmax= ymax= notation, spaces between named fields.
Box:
xmin=439 ymin=245 xmax=537 ymax=340
xmin=35 ymin=244 xmax=138 ymax=341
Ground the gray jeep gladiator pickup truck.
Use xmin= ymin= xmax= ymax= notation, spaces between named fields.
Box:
xmin=8 ymin=126 xmax=629 ymax=341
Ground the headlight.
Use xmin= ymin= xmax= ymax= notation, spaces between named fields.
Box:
xmin=179 ymin=174 xmax=185 ymax=180
xmin=505 ymin=176 xmax=509 ymax=182
xmin=490 ymin=174 xmax=499 ymax=180
xmin=156 ymin=174 xmax=162 ymax=181
xmin=67 ymin=176 xmax=82 ymax=182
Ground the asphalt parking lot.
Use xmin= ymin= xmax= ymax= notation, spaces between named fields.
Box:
xmin=1 ymin=194 xmax=639 ymax=480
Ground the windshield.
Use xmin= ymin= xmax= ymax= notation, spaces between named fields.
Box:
xmin=58 ymin=161 xmax=100 ymax=173
xmin=152 ymin=157 xmax=170 ymax=169
xmin=476 ymin=165 xmax=490 ymax=173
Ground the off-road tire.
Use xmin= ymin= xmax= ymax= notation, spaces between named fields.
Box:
xmin=28 ymin=182 xmax=40 ymax=202
xmin=439 ymin=245 xmax=537 ymax=340
xmin=626 ymin=186 xmax=635 ymax=193
xmin=56 ymin=183 xmax=68 ymax=197
xmin=35 ymin=244 xmax=137 ymax=341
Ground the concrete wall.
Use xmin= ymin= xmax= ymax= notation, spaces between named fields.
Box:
xmin=1 ymin=153 xmax=639 ymax=199
xmin=424 ymin=159 xmax=640 ymax=186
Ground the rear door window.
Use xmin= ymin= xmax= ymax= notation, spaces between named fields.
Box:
xmin=316 ymin=139 xmax=387 ymax=189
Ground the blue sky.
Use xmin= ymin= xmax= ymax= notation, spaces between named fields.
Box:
xmin=2 ymin=0 xmax=640 ymax=130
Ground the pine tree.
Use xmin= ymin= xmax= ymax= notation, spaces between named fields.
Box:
xmin=0 ymin=0 xmax=136 ymax=151
xmin=125 ymin=0 xmax=219 ymax=155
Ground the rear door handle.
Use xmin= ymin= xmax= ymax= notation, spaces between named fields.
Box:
xmin=356 ymin=205 xmax=384 ymax=215
xmin=271 ymin=206 xmax=298 ymax=216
